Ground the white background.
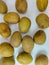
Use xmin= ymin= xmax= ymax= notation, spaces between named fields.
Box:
xmin=0 ymin=0 xmax=49 ymax=65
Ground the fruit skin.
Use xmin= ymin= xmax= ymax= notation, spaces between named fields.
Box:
xmin=35 ymin=54 xmax=48 ymax=65
xmin=19 ymin=17 xmax=31 ymax=33
xmin=36 ymin=0 xmax=48 ymax=12
xmin=22 ymin=35 xmax=34 ymax=53
xmin=15 ymin=0 xmax=27 ymax=13
xmin=0 ymin=1 xmax=7 ymax=14
xmin=10 ymin=31 xmax=22 ymax=47
xmin=0 ymin=42 xmax=14 ymax=57
xmin=0 ymin=23 xmax=11 ymax=38
xmin=4 ymin=12 xmax=20 ymax=24
xmin=33 ymin=30 xmax=46 ymax=45
xmin=17 ymin=52 xmax=33 ymax=64
xmin=36 ymin=13 xmax=49 ymax=28
xmin=0 ymin=57 xmax=15 ymax=65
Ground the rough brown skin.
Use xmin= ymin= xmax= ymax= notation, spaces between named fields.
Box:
xmin=0 ymin=23 xmax=11 ymax=38
xmin=22 ymin=35 xmax=34 ymax=53
xmin=36 ymin=13 xmax=49 ymax=28
xmin=33 ymin=30 xmax=46 ymax=45
xmin=35 ymin=54 xmax=48 ymax=65
xmin=0 ymin=57 xmax=15 ymax=65
xmin=19 ymin=17 xmax=31 ymax=33
xmin=10 ymin=31 xmax=22 ymax=47
xmin=4 ymin=12 xmax=20 ymax=24
xmin=0 ymin=42 xmax=14 ymax=57
xmin=15 ymin=0 xmax=27 ymax=13
xmin=17 ymin=52 xmax=33 ymax=64
xmin=0 ymin=1 xmax=7 ymax=14
xmin=36 ymin=0 xmax=48 ymax=12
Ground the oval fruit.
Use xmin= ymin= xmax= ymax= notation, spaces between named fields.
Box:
xmin=35 ymin=54 xmax=48 ymax=65
xmin=0 ymin=57 xmax=15 ymax=65
xmin=10 ymin=31 xmax=22 ymax=47
xmin=36 ymin=0 xmax=48 ymax=11
xmin=17 ymin=52 xmax=33 ymax=64
xmin=22 ymin=35 xmax=34 ymax=53
xmin=0 ymin=42 xmax=14 ymax=57
xmin=4 ymin=12 xmax=20 ymax=24
xmin=19 ymin=17 xmax=31 ymax=33
xmin=0 ymin=1 xmax=7 ymax=14
xmin=36 ymin=13 xmax=49 ymax=28
xmin=0 ymin=23 xmax=11 ymax=38
xmin=15 ymin=0 xmax=27 ymax=13
xmin=33 ymin=30 xmax=46 ymax=45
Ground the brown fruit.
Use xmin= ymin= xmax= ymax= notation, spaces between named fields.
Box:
xmin=22 ymin=35 xmax=34 ymax=53
xmin=0 ymin=1 xmax=7 ymax=14
xmin=10 ymin=31 xmax=22 ymax=47
xmin=36 ymin=0 xmax=48 ymax=11
xmin=35 ymin=54 xmax=48 ymax=65
xmin=33 ymin=30 xmax=46 ymax=45
xmin=0 ymin=23 xmax=11 ymax=38
xmin=0 ymin=42 xmax=14 ymax=57
xmin=15 ymin=0 xmax=27 ymax=13
xmin=0 ymin=57 xmax=15 ymax=65
xmin=19 ymin=17 xmax=31 ymax=33
xmin=4 ymin=12 xmax=20 ymax=24
xmin=36 ymin=13 xmax=49 ymax=28
xmin=17 ymin=52 xmax=33 ymax=64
